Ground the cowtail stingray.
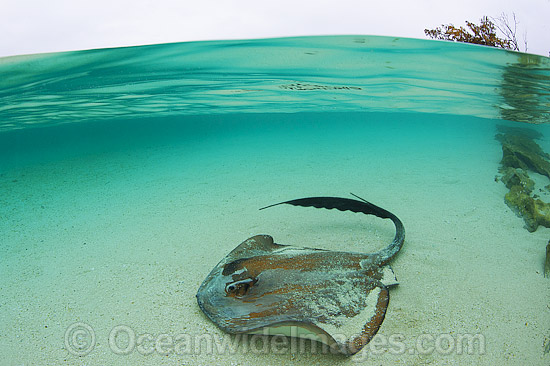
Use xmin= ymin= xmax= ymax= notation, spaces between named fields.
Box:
xmin=196 ymin=194 xmax=405 ymax=355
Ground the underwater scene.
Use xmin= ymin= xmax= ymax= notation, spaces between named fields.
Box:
xmin=1 ymin=35 xmax=549 ymax=365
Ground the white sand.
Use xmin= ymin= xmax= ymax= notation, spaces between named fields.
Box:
xmin=0 ymin=112 xmax=549 ymax=365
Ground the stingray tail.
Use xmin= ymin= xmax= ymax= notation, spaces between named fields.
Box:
xmin=260 ymin=193 xmax=405 ymax=264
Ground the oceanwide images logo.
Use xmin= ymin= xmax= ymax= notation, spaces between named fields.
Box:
xmin=64 ymin=322 xmax=486 ymax=360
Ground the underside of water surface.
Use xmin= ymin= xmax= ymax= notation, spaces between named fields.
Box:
xmin=1 ymin=35 xmax=548 ymax=131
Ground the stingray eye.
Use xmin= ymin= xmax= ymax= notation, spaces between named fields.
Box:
xmin=225 ymin=278 xmax=256 ymax=298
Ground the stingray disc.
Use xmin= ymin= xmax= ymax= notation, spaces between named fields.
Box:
xmin=197 ymin=234 xmax=398 ymax=355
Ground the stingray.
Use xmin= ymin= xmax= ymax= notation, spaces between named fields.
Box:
xmin=196 ymin=194 xmax=405 ymax=355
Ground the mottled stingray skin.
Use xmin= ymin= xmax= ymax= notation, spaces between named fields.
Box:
xmin=196 ymin=195 xmax=405 ymax=355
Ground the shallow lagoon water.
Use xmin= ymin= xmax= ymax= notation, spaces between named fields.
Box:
xmin=1 ymin=36 xmax=550 ymax=365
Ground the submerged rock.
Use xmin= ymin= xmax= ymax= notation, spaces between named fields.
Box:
xmin=497 ymin=127 xmax=550 ymax=278
xmin=496 ymin=133 xmax=550 ymax=179
xmin=496 ymin=124 xmax=543 ymax=140
xmin=504 ymin=185 xmax=550 ymax=232
xmin=497 ymin=130 xmax=550 ymax=232
xmin=500 ymin=167 xmax=534 ymax=192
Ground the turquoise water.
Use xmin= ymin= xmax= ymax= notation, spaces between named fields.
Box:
xmin=1 ymin=36 xmax=550 ymax=365
xmin=1 ymin=35 xmax=549 ymax=132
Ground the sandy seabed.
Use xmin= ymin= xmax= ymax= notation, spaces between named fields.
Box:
xmin=1 ymin=112 xmax=549 ymax=365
